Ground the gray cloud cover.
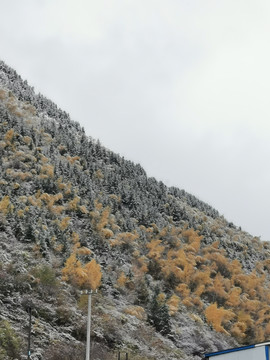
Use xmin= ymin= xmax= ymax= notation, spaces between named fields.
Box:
xmin=1 ymin=0 xmax=270 ymax=240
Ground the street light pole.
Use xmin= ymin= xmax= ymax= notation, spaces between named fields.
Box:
xmin=86 ymin=290 xmax=92 ymax=360
xmin=27 ymin=306 xmax=32 ymax=360
xmin=81 ymin=289 xmax=97 ymax=360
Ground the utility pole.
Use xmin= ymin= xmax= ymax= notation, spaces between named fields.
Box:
xmin=27 ymin=306 xmax=32 ymax=360
xmin=81 ymin=289 xmax=97 ymax=360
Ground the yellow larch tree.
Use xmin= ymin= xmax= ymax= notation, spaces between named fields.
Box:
xmin=62 ymin=232 xmax=101 ymax=290
xmin=167 ymin=294 xmax=180 ymax=315
xmin=116 ymin=272 xmax=128 ymax=288
xmin=226 ymin=287 xmax=242 ymax=307
xmin=175 ymin=283 xmax=190 ymax=298
xmin=146 ymin=239 xmax=165 ymax=260
xmin=0 ymin=196 xmax=13 ymax=215
xmin=207 ymin=273 xmax=228 ymax=303
xmin=205 ymin=303 xmax=235 ymax=333
xmin=82 ymin=259 xmax=102 ymax=290
xmin=62 ymin=256 xmax=102 ymax=290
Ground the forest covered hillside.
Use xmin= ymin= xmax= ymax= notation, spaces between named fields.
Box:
xmin=1 ymin=60 xmax=270 ymax=360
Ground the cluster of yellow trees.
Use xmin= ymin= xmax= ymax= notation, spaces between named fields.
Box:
xmin=134 ymin=226 xmax=270 ymax=343
xmin=62 ymin=233 xmax=102 ymax=291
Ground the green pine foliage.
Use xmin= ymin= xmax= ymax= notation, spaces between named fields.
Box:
xmin=148 ymin=287 xmax=171 ymax=335
xmin=0 ymin=320 xmax=22 ymax=359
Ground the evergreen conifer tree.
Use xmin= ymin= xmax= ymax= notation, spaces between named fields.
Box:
xmin=148 ymin=286 xmax=171 ymax=335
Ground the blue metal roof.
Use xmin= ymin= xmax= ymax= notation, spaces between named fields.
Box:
xmin=205 ymin=341 xmax=270 ymax=358
xmin=205 ymin=344 xmax=255 ymax=357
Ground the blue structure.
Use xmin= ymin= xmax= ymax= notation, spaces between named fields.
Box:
xmin=204 ymin=342 xmax=270 ymax=360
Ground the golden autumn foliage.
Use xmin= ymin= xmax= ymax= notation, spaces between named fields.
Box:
xmin=190 ymin=313 xmax=204 ymax=324
xmin=4 ymin=128 xmax=15 ymax=142
xmin=163 ymin=248 xmax=192 ymax=283
xmin=137 ymin=256 xmax=148 ymax=273
xmin=90 ymin=201 xmax=116 ymax=239
xmin=194 ymin=284 xmax=205 ymax=297
xmin=182 ymin=228 xmax=202 ymax=253
xmin=0 ymin=89 xmax=7 ymax=100
xmin=17 ymin=209 xmax=24 ymax=218
xmin=175 ymin=283 xmax=190 ymax=298
xmin=32 ymin=180 xmax=73 ymax=215
xmin=147 ymin=239 xmax=165 ymax=260
xmin=205 ymin=303 xmax=235 ymax=333
xmin=62 ymin=182 xmax=72 ymax=195
xmin=167 ymin=294 xmax=180 ymax=315
xmin=56 ymin=177 xmax=66 ymax=190
xmin=96 ymin=207 xmax=110 ymax=231
xmin=157 ymin=292 xmax=166 ymax=304
xmin=94 ymin=169 xmax=104 ymax=179
xmin=190 ymin=270 xmax=212 ymax=290
xmin=68 ymin=196 xmax=81 ymax=211
xmin=231 ymin=321 xmax=247 ymax=339
xmin=178 ymin=262 xmax=195 ymax=283
xmin=62 ymin=256 xmax=102 ymax=290
xmin=207 ymin=273 xmax=228 ymax=301
xmin=79 ymin=205 xmax=88 ymax=215
xmin=39 ymin=164 xmax=54 ymax=178
xmin=70 ymin=232 xmax=91 ymax=256
xmin=237 ymin=311 xmax=254 ymax=329
xmin=5 ymin=168 xmax=33 ymax=181
xmin=59 ymin=217 xmax=71 ymax=231
xmin=72 ymin=232 xmax=80 ymax=244
xmin=76 ymin=247 xmax=92 ymax=256
xmin=264 ymin=323 xmax=270 ymax=337
xmin=13 ymin=182 xmax=20 ymax=190
xmin=102 ymin=228 xmax=114 ymax=239
xmin=7 ymin=100 xmax=22 ymax=117
xmin=182 ymin=297 xmax=193 ymax=308
xmin=191 ymin=296 xmax=204 ymax=309
xmin=0 ymin=196 xmax=13 ymax=215
xmin=37 ymin=192 xmax=64 ymax=213
xmin=233 ymin=271 xmax=265 ymax=299
xmin=124 ymin=306 xmax=146 ymax=320
xmin=67 ymin=155 xmax=80 ymax=164
xmin=82 ymin=259 xmax=102 ymax=290
xmin=62 ymin=253 xmax=78 ymax=281
xmin=22 ymin=135 xmax=32 ymax=145
xmin=226 ymin=287 xmax=242 ymax=307
xmin=116 ymin=272 xmax=128 ymax=288
xmin=110 ymin=231 xmax=138 ymax=246
xmin=205 ymin=252 xmax=231 ymax=277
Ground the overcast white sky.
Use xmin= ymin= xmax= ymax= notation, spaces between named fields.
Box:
xmin=1 ymin=0 xmax=270 ymax=240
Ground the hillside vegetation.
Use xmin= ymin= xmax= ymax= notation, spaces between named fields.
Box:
xmin=0 ymin=60 xmax=270 ymax=359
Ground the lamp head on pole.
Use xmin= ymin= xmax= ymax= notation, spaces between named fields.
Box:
xmin=80 ymin=289 xmax=98 ymax=295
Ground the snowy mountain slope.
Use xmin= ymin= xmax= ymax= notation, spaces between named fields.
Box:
xmin=0 ymin=60 xmax=270 ymax=359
